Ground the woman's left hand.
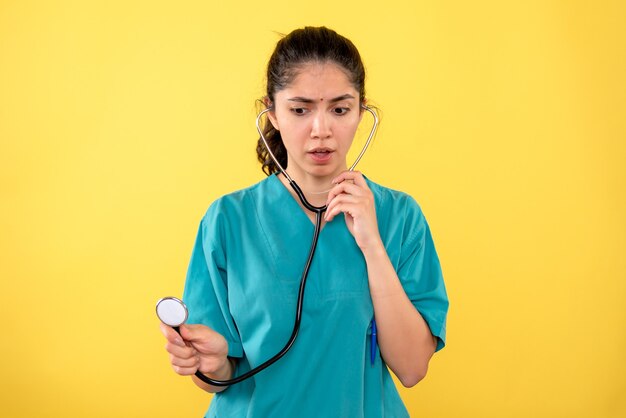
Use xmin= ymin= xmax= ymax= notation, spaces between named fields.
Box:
xmin=325 ymin=171 xmax=383 ymax=252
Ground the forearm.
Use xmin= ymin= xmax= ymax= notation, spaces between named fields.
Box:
xmin=363 ymin=241 xmax=437 ymax=387
xmin=191 ymin=357 xmax=237 ymax=394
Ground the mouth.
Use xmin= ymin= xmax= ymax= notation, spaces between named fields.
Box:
xmin=307 ymin=147 xmax=334 ymax=162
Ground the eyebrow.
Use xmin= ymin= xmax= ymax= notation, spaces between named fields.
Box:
xmin=287 ymin=94 xmax=356 ymax=103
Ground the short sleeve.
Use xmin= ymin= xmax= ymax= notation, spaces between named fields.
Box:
xmin=182 ymin=204 xmax=243 ymax=358
xmin=396 ymin=198 xmax=449 ymax=352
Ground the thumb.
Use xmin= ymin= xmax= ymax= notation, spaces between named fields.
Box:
xmin=179 ymin=324 xmax=228 ymax=356
xmin=179 ymin=323 xmax=218 ymax=343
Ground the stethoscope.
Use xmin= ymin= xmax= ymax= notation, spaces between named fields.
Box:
xmin=157 ymin=104 xmax=379 ymax=386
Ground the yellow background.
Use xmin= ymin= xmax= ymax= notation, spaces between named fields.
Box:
xmin=1 ymin=0 xmax=624 ymax=416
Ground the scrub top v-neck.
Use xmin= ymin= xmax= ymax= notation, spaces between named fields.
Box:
xmin=182 ymin=173 xmax=448 ymax=418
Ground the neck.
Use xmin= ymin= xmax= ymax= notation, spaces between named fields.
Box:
xmin=280 ymin=166 xmax=345 ymax=208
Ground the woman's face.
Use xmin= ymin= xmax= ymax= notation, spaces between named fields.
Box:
xmin=267 ymin=62 xmax=363 ymax=182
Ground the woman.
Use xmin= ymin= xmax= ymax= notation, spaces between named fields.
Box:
xmin=160 ymin=26 xmax=448 ymax=417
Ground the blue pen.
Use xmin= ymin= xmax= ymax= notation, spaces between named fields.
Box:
xmin=370 ymin=318 xmax=377 ymax=365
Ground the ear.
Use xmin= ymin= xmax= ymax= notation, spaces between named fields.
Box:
xmin=267 ymin=110 xmax=280 ymax=131
xmin=359 ymin=99 xmax=368 ymax=122
xmin=264 ymin=96 xmax=280 ymax=131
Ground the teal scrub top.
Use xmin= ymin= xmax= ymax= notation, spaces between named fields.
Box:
xmin=182 ymin=174 xmax=448 ymax=418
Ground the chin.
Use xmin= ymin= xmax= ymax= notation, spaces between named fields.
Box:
xmin=308 ymin=164 xmax=341 ymax=178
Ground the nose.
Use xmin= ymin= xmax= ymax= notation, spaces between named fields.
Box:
xmin=310 ymin=111 xmax=332 ymax=139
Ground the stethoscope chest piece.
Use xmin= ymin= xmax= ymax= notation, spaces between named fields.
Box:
xmin=156 ymin=296 xmax=188 ymax=327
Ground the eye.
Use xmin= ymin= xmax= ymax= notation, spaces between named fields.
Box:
xmin=332 ymin=107 xmax=350 ymax=116
xmin=290 ymin=107 xmax=309 ymax=115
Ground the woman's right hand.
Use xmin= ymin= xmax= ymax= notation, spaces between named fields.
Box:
xmin=159 ymin=322 xmax=232 ymax=382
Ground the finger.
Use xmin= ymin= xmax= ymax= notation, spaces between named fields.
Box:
xmin=332 ymin=170 xmax=367 ymax=188
xmin=198 ymin=356 xmax=229 ymax=375
xmin=328 ymin=193 xmax=360 ymax=207
xmin=170 ymin=352 xmax=199 ymax=368
xmin=165 ymin=341 xmax=197 ymax=359
xmin=325 ymin=195 xmax=360 ymax=221
xmin=160 ymin=322 xmax=186 ymax=347
xmin=326 ymin=194 xmax=359 ymax=220
xmin=179 ymin=324 xmax=219 ymax=342
xmin=324 ymin=206 xmax=342 ymax=222
xmin=326 ymin=181 xmax=365 ymax=206
xmin=171 ymin=364 xmax=199 ymax=376
xmin=326 ymin=201 xmax=363 ymax=222
xmin=180 ymin=324 xmax=228 ymax=355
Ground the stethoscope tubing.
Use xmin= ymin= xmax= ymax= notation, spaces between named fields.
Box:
xmin=180 ymin=105 xmax=378 ymax=387
xmin=188 ymin=207 xmax=324 ymax=387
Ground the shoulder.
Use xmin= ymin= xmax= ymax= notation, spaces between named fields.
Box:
xmin=365 ymin=176 xmax=430 ymax=245
xmin=365 ymin=176 xmax=424 ymax=220
xmin=201 ymin=176 xmax=272 ymax=220
xmin=197 ymin=175 xmax=274 ymax=241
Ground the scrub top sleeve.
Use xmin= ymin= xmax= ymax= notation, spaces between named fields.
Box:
xmin=182 ymin=210 xmax=244 ymax=358
xmin=397 ymin=198 xmax=449 ymax=352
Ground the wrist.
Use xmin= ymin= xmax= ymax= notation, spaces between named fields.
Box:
xmin=201 ymin=356 xmax=234 ymax=381
xmin=360 ymin=238 xmax=386 ymax=259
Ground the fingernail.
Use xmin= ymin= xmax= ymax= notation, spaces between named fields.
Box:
xmin=175 ymin=338 xmax=185 ymax=347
